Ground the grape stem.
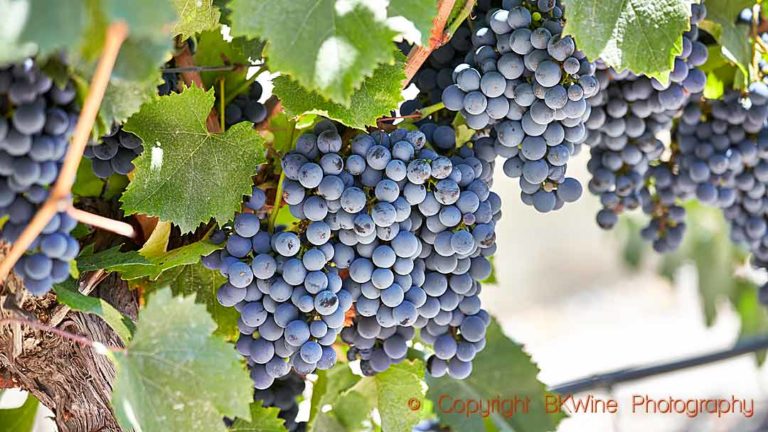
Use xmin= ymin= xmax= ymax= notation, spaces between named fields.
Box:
xmin=418 ymin=101 xmax=446 ymax=118
xmin=446 ymin=0 xmax=478 ymax=37
xmin=0 ymin=317 xmax=124 ymax=353
xmin=0 ymin=22 xmax=129 ymax=285
xmin=403 ymin=0 xmax=461 ymax=88
xmin=269 ymin=170 xmax=287 ymax=233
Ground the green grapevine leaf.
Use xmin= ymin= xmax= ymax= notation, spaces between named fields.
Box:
xmin=275 ymin=59 xmax=405 ymax=130
xmin=229 ymin=402 xmax=287 ymax=431
xmin=375 ymin=360 xmax=428 ymax=432
xmin=76 ymin=245 xmax=154 ymax=274
xmin=53 ymin=279 xmax=136 ymax=343
xmin=111 ymin=287 xmax=252 ymax=432
xmin=104 ymin=0 xmax=178 ymax=41
xmin=699 ymin=0 xmax=752 ymax=85
xmin=308 ymin=364 xmax=361 ymax=427
xmin=388 ymin=0 xmax=438 ymax=46
xmin=309 ymin=361 xmax=426 ymax=432
xmin=149 ymin=263 xmax=240 ymax=340
xmin=173 ymin=0 xmax=221 ymax=40
xmin=100 ymin=76 xmax=164 ymax=126
xmin=77 ymin=241 xmax=221 ymax=281
xmin=112 ymin=37 xmax=174 ymax=83
xmin=427 ymin=318 xmax=565 ymax=432
xmin=0 ymin=393 xmax=39 ymax=432
xmin=562 ymin=0 xmax=692 ymax=80
xmin=0 ymin=0 xmax=88 ymax=65
xmin=731 ymin=281 xmax=768 ymax=364
xmin=229 ymin=0 xmax=397 ymax=105
xmin=122 ymin=86 xmax=266 ymax=232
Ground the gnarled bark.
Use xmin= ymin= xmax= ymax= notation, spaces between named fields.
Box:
xmin=0 ymin=245 xmax=137 ymax=432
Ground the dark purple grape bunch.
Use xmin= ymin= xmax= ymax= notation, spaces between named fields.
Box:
xmin=323 ymin=125 xmax=498 ymax=378
xmin=225 ymin=81 xmax=267 ymax=127
xmin=399 ymin=0 xmax=498 ymax=119
xmin=676 ymin=88 xmax=768 ymax=208
xmin=0 ymin=59 xmax=80 ymax=295
xmin=637 ymin=162 xmax=688 ymax=253
xmin=441 ymin=0 xmax=598 ymax=130
xmin=437 ymin=0 xmax=593 ymax=211
xmin=584 ymin=3 xmax=708 ymax=237
xmin=157 ymin=72 xmax=180 ymax=96
xmin=203 ymin=184 xmax=351 ymax=389
xmin=84 ymin=127 xmax=143 ymax=178
xmin=253 ymin=372 xmax=306 ymax=432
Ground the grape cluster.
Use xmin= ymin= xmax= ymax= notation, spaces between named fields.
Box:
xmin=584 ymin=3 xmax=708 ymax=243
xmin=676 ymin=89 xmax=768 ymax=207
xmin=438 ymin=0 xmax=595 ymax=210
xmin=206 ymin=120 xmax=496 ymax=381
xmin=314 ymin=127 xmax=497 ymax=377
xmin=204 ymin=208 xmax=351 ymax=388
xmin=636 ymin=162 xmax=688 ymax=252
xmin=704 ymin=87 xmax=768 ymax=265
xmin=157 ymin=71 xmax=180 ymax=96
xmin=400 ymin=1 xmax=498 ymax=118
xmin=0 ymin=60 xmax=80 ymax=295
xmin=253 ymin=372 xmax=306 ymax=432
xmin=83 ymin=128 xmax=143 ymax=178
xmin=224 ymin=81 xmax=267 ymax=127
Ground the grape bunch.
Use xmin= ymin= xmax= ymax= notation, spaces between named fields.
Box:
xmin=703 ymin=86 xmax=768 ymax=265
xmin=584 ymin=3 xmax=708 ymax=241
xmin=0 ymin=60 xmax=80 ymax=295
xmin=438 ymin=0 xmax=595 ymax=211
xmin=321 ymin=130 xmax=497 ymax=377
xmin=400 ymin=0 xmax=498 ymax=118
xmin=157 ymin=71 xmax=180 ymax=96
xmin=224 ymin=81 xmax=267 ymax=127
xmin=83 ymin=128 xmax=143 ymax=178
xmin=204 ymin=215 xmax=352 ymax=389
xmin=675 ymin=88 xmax=768 ymax=207
xmin=253 ymin=372 xmax=306 ymax=432
xmin=585 ymin=74 xmax=670 ymax=231
xmin=206 ymin=120 xmax=497 ymax=381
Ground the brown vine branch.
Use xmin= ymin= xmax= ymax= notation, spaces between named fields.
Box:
xmin=0 ymin=317 xmax=124 ymax=353
xmin=402 ymin=0 xmax=460 ymax=88
xmin=0 ymin=22 xmax=129 ymax=285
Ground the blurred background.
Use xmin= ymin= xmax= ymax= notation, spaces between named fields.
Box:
xmin=483 ymin=151 xmax=768 ymax=432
